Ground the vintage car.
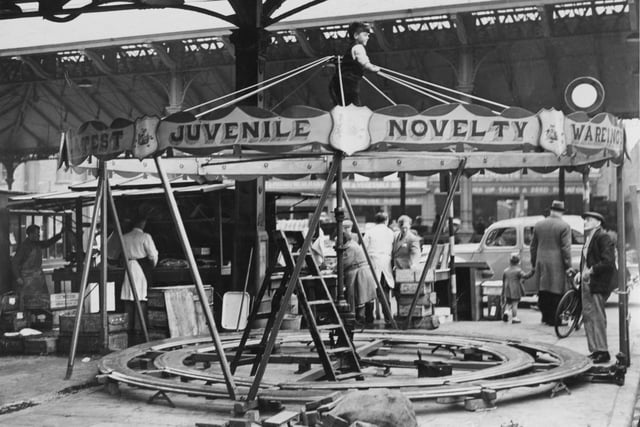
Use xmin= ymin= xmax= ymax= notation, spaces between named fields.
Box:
xmin=455 ymin=215 xmax=585 ymax=295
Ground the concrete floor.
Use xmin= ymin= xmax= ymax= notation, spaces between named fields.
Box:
xmin=1 ymin=287 xmax=639 ymax=427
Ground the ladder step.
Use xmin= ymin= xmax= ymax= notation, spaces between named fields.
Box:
xmin=325 ymin=346 xmax=352 ymax=354
xmin=317 ymin=324 xmax=342 ymax=330
xmin=300 ymin=275 xmax=324 ymax=280
xmin=307 ymin=299 xmax=333 ymax=306
xmin=335 ymin=372 xmax=364 ymax=381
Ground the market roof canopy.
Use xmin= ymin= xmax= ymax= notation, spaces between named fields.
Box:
xmin=62 ymin=103 xmax=625 ymax=173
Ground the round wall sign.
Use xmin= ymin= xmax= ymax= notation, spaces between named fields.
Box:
xmin=564 ymin=76 xmax=605 ymax=113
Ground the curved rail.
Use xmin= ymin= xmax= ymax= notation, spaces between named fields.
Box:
xmin=98 ymin=330 xmax=592 ymax=403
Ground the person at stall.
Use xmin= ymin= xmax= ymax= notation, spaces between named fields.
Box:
xmin=576 ymin=211 xmax=617 ymax=363
xmin=530 ymin=200 xmax=573 ymax=326
xmin=393 ymin=215 xmax=422 ymax=271
xmin=330 ymin=21 xmax=381 ymax=106
xmin=120 ymin=216 xmax=158 ymax=336
xmin=363 ymin=211 xmax=395 ymax=317
xmin=339 ymin=230 xmax=377 ymax=325
xmin=12 ymin=224 xmax=64 ymax=310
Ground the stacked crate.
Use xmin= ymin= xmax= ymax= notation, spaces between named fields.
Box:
xmin=147 ymin=285 xmax=214 ymax=339
xmin=0 ymin=293 xmax=26 ymax=333
xmin=395 ymin=269 xmax=437 ymax=329
xmin=20 ymin=292 xmax=80 ymax=331
xmin=57 ymin=312 xmax=129 ymax=353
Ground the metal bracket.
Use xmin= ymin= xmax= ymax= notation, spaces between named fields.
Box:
xmin=148 ymin=390 xmax=175 ymax=408
xmin=550 ymin=381 xmax=571 ymax=398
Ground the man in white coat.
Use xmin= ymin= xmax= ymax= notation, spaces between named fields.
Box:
xmin=120 ymin=216 xmax=158 ymax=337
xmin=363 ymin=211 xmax=396 ymax=318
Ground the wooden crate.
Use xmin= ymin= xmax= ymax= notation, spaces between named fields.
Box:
xmin=397 ymin=282 xmax=433 ymax=295
xmin=397 ymin=294 xmax=432 ymax=307
xmin=65 ymin=293 xmax=79 ymax=308
xmin=51 ymin=309 xmax=77 ymax=328
xmin=58 ymin=331 xmax=128 ymax=353
xmin=0 ymin=293 xmax=18 ymax=312
xmin=0 ymin=335 xmax=24 ymax=355
xmin=395 ymin=269 xmax=418 ymax=283
xmin=148 ymin=309 xmax=168 ymax=328
xmin=0 ymin=311 xmax=28 ymax=332
xmin=49 ymin=293 xmax=67 ymax=309
xmin=22 ymin=294 xmax=49 ymax=310
xmin=397 ymin=304 xmax=431 ymax=318
xmin=27 ymin=309 xmax=53 ymax=331
xmin=24 ymin=335 xmax=57 ymax=355
xmin=59 ymin=313 xmax=128 ymax=334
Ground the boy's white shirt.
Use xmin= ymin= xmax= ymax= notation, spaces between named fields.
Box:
xmin=351 ymin=44 xmax=371 ymax=67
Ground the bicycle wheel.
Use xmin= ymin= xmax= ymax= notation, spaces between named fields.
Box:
xmin=555 ymin=289 xmax=580 ymax=338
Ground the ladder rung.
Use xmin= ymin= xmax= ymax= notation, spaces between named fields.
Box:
xmin=325 ymin=346 xmax=352 ymax=354
xmin=307 ymin=299 xmax=333 ymax=306
xmin=317 ymin=324 xmax=342 ymax=330
xmin=335 ymin=372 xmax=364 ymax=381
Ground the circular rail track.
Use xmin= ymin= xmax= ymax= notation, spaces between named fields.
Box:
xmin=98 ymin=330 xmax=592 ymax=403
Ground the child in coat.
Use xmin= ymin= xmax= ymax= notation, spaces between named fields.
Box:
xmin=502 ymin=253 xmax=534 ymax=323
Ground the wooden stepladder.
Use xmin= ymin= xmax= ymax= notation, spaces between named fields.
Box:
xmin=231 ymin=229 xmax=362 ymax=384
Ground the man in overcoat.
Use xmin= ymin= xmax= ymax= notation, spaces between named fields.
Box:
xmin=577 ymin=211 xmax=617 ymax=363
xmin=530 ymin=200 xmax=573 ymax=325
xmin=392 ymin=215 xmax=421 ymax=271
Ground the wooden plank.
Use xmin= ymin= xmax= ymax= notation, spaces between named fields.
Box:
xmin=263 ymin=410 xmax=300 ymax=426
xmin=164 ymin=288 xmax=199 ymax=337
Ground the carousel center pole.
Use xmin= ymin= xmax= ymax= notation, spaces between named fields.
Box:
xmin=154 ymin=156 xmax=238 ymax=400
xmin=65 ymin=165 xmax=105 ymax=379
xmin=333 ymin=152 xmax=353 ymax=327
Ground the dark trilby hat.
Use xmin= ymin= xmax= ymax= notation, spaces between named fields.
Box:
xmin=550 ymin=200 xmax=565 ymax=211
xmin=582 ymin=211 xmax=605 ymax=224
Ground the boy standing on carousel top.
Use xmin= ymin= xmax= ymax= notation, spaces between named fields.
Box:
xmin=330 ymin=21 xmax=381 ymax=106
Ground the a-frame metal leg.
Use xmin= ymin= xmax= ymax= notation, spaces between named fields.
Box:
xmin=342 ymin=190 xmax=396 ymax=329
xmin=230 ymin=248 xmax=285 ymax=373
xmin=65 ymin=168 xmax=105 ymax=380
xmin=246 ymin=155 xmax=341 ymax=401
xmin=154 ymin=157 xmax=238 ymax=400
xmin=105 ymin=177 xmax=149 ymax=342
xmin=404 ymin=159 xmax=467 ymax=330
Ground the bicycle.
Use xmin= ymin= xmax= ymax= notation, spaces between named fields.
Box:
xmin=554 ymin=270 xmax=582 ymax=338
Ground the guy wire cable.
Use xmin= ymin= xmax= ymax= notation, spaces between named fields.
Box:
xmin=362 ymin=76 xmax=396 ymax=106
xmin=380 ymin=71 xmax=467 ymax=105
xmin=195 ymin=56 xmax=334 ymax=117
xmin=380 ymin=66 xmax=509 ymax=110
xmin=270 ymin=67 xmax=324 ymax=111
xmin=381 ymin=72 xmax=449 ymax=105
xmin=186 ymin=56 xmax=333 ymax=114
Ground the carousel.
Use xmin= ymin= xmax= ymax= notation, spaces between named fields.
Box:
xmin=58 ymin=58 xmax=629 ymax=408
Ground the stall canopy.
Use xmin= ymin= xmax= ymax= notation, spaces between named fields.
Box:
xmin=61 ymin=101 xmax=626 ymax=178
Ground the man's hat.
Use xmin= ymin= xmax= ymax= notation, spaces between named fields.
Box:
xmin=582 ymin=211 xmax=605 ymax=224
xmin=550 ymin=200 xmax=565 ymax=212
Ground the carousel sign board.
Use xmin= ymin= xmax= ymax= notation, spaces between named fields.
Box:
xmin=155 ymin=105 xmax=333 ymax=157
xmin=62 ymin=103 xmax=625 ymax=168
xmin=367 ymin=104 xmax=540 ymax=152
xmin=565 ymin=112 xmax=624 ymax=158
